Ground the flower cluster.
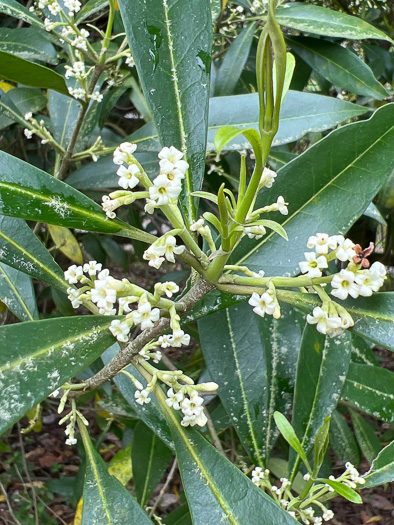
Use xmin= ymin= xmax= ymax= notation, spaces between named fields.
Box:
xmin=143 ymin=234 xmax=185 ymax=269
xmin=57 ymin=389 xmax=88 ymax=447
xmin=329 ymin=462 xmax=365 ymax=489
xmin=148 ymin=146 xmax=188 ymax=206
xmin=167 ymin=389 xmax=208 ymax=427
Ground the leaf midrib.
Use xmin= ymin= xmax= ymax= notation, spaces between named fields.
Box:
xmin=0 ymin=263 xmax=34 ymax=320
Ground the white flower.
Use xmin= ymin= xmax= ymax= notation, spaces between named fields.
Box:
xmin=180 ymin=415 xmax=196 ymax=427
xmin=65 ymin=437 xmax=77 ymax=446
xmin=48 ymin=1 xmax=61 ymax=14
xmin=244 ymin=225 xmax=266 ymax=239
xmin=158 ymin=146 xmax=189 ymax=178
xmin=370 ymin=261 xmax=386 ymax=279
xmin=89 ymin=90 xmax=103 ymax=103
xmin=102 ymin=195 xmax=117 ymax=219
xmin=274 ymin=196 xmax=288 ymax=215
xmin=152 ymin=350 xmax=162 ymax=363
xmin=190 ymin=218 xmax=205 ymax=232
xmin=248 ymin=292 xmax=276 ymax=317
xmin=299 ymin=252 xmax=328 ymax=278
xmin=161 ymin=281 xmax=179 ymax=298
xmin=109 ymin=320 xmax=130 ymax=342
xmin=64 ymin=0 xmax=81 ymax=15
xmin=306 ymin=307 xmax=342 ymax=336
xmin=68 ymin=87 xmax=86 ymax=100
xmin=303 ymin=473 xmax=311 ymax=481
xmin=132 ymin=300 xmax=160 ymax=330
xmin=149 ymin=174 xmax=182 ymax=205
xmin=143 ymin=246 xmax=165 ymax=269
xmin=91 ymin=279 xmax=117 ymax=309
xmin=61 ymin=26 xmax=73 ymax=37
xmin=116 ymin=164 xmax=140 ymax=190
xmin=331 ymin=269 xmax=360 ymax=300
xmin=125 ymin=55 xmax=135 ymax=67
xmin=162 ymin=235 xmax=185 ymax=263
xmin=24 ymin=112 xmax=32 ymax=121
xmin=24 ymin=128 xmax=33 ymax=139
xmin=99 ymin=305 xmax=116 ymax=315
xmin=44 ymin=18 xmax=55 ymax=31
xmin=135 ymin=389 xmax=151 ymax=405
xmin=307 ymin=233 xmax=337 ymax=255
xmin=260 ymin=167 xmax=277 ymax=188
xmin=323 ymin=510 xmax=334 ymax=521
xmin=158 ymin=334 xmax=172 ymax=348
xmin=113 ymin=142 xmax=137 ymax=165
xmin=181 ymin=394 xmax=204 ymax=417
xmin=354 ymin=270 xmax=382 ymax=297
xmin=67 ymin=287 xmax=82 ymax=308
xmin=165 ymin=388 xmax=184 ymax=410
xmin=169 ymin=329 xmax=190 ymax=347
xmin=72 ymin=36 xmax=87 ymax=51
xmin=83 ymin=260 xmax=102 ymax=276
xmin=336 ymin=237 xmax=356 ymax=262
xmin=80 ymin=29 xmax=89 ymax=38
xmin=64 ymin=264 xmax=83 ymax=284
xmin=144 ymin=199 xmax=158 ymax=214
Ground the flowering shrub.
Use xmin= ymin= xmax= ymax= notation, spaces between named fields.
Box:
xmin=0 ymin=0 xmax=393 ymax=523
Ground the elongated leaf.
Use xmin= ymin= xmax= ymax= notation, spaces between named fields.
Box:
xmin=0 ymin=316 xmax=116 ymax=435
xmin=48 ymin=225 xmax=83 ymax=265
xmin=215 ymin=23 xmax=256 ymax=96
xmin=290 ymin=326 xmax=352 ymax=477
xmin=102 ymin=345 xmax=173 ymax=449
xmin=76 ymin=0 xmax=109 ymax=23
xmin=320 ymin=479 xmax=362 ymax=504
xmin=0 ymin=0 xmax=44 ymax=28
xmin=0 ymin=151 xmax=154 ymax=243
xmin=0 ymin=263 xmax=38 ymax=321
xmin=132 ymin=421 xmax=173 ymax=505
xmin=276 ymin=4 xmax=391 ymax=42
xmin=274 ymin=412 xmax=309 ymax=466
xmin=0 ymin=28 xmax=58 ymax=64
xmin=0 ymin=216 xmax=67 ymax=291
xmin=79 ymin=424 xmax=153 ymax=525
xmin=287 ymin=36 xmax=388 ymax=100
xmin=158 ymin=387 xmax=298 ymax=525
xmin=362 ymin=441 xmax=394 ymax=488
xmin=351 ymin=333 xmax=378 ymax=367
xmin=118 ymin=0 xmax=212 ymax=224
xmin=343 ymin=363 xmax=394 ymax=423
xmin=0 ymin=87 xmax=47 ymax=130
xmin=330 ymin=410 xmax=361 ymax=467
xmin=49 ymin=90 xmax=81 ymax=150
xmin=232 ymin=103 xmax=394 ymax=275
xmin=350 ymin=409 xmax=381 ymax=464
xmin=0 ymin=51 xmax=69 ymax=96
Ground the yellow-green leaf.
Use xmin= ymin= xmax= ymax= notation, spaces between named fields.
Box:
xmin=48 ymin=225 xmax=83 ymax=265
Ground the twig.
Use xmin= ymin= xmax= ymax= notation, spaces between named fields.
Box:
xmin=205 ymin=409 xmax=226 ymax=456
xmin=148 ymin=459 xmax=178 ymax=518
xmin=17 ymin=423 xmax=39 ymax=525
xmin=0 ymin=480 xmax=22 ymax=525
xmin=35 ymin=494 xmax=68 ymax=525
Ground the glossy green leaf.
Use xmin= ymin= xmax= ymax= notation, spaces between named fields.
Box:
xmin=0 ymin=263 xmax=38 ymax=321
xmin=276 ymin=4 xmax=392 ymax=42
xmin=0 ymin=151 xmax=154 ymax=244
xmin=0 ymin=216 xmax=67 ymax=292
xmin=350 ymin=409 xmax=381 ymax=464
xmin=118 ymin=0 xmax=212 ymax=224
xmin=287 ymin=36 xmax=388 ymax=100
xmin=76 ymin=0 xmax=109 ymax=23
xmin=290 ymin=326 xmax=352 ymax=477
xmin=274 ymin=412 xmax=309 ymax=466
xmin=79 ymin=423 xmax=153 ymax=525
xmin=320 ymin=479 xmax=362 ymax=504
xmin=215 ymin=23 xmax=256 ymax=96
xmin=49 ymin=89 xmax=81 ymax=151
xmin=351 ymin=333 xmax=378 ymax=367
xmin=159 ymin=389 xmax=298 ymax=525
xmin=0 ymin=0 xmax=44 ymax=29
xmin=102 ymin=345 xmax=174 ymax=449
xmin=132 ymin=421 xmax=173 ymax=505
xmin=330 ymin=410 xmax=361 ymax=467
xmin=0 ymin=28 xmax=58 ymax=64
xmin=0 ymin=316 xmax=116 ymax=435
xmin=362 ymin=441 xmax=394 ymax=488
xmin=165 ymin=502 xmax=192 ymax=525
xmin=0 ymin=51 xmax=69 ymax=96
xmin=0 ymin=87 xmax=47 ymax=131
xmin=232 ymin=104 xmax=394 ymax=275
xmin=343 ymin=363 xmax=394 ymax=423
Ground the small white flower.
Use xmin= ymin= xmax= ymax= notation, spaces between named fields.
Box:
xmin=303 ymin=473 xmax=311 ymax=481
xmin=299 ymin=252 xmax=328 ymax=278
xmin=83 ymin=260 xmax=102 ymax=276
xmin=89 ymin=90 xmax=103 ymax=103
xmin=72 ymin=36 xmax=88 ymax=51
xmin=144 ymin=199 xmax=158 ymax=214
xmin=99 ymin=305 xmax=116 ymax=315
xmin=369 ymin=261 xmax=386 ymax=279
xmin=165 ymin=388 xmax=184 ymax=410
xmin=135 ymin=389 xmax=151 ymax=405
xmin=306 ymin=307 xmax=342 ymax=336
xmin=158 ymin=334 xmax=172 ymax=348
xmin=181 ymin=394 xmax=204 ymax=417
xmin=336 ymin=237 xmax=356 ymax=262
xmin=143 ymin=246 xmax=165 ymax=269
xmin=274 ymin=196 xmax=288 ymax=215
xmin=102 ymin=195 xmax=118 ymax=219
xmin=260 ymin=167 xmax=277 ymax=188
xmin=158 ymin=146 xmax=189 ymax=178
xmin=109 ymin=320 xmax=130 ymax=342
xmin=244 ymin=225 xmax=266 ymax=240
xmin=91 ymin=279 xmax=117 ymax=309
xmin=24 ymin=112 xmax=32 ymax=121
xmin=354 ymin=270 xmax=382 ymax=296
xmin=125 ymin=55 xmax=135 ymax=67
xmin=161 ymin=281 xmax=179 ymax=298
xmin=169 ymin=329 xmax=190 ymax=347
xmin=307 ymin=233 xmax=337 ymax=255
xmin=64 ymin=0 xmax=81 ymax=15
xmin=67 ymin=287 xmax=82 ymax=308
xmin=162 ymin=235 xmax=185 ymax=263
xmin=113 ymin=142 xmax=137 ymax=165
xmin=180 ymin=414 xmax=196 ymax=427
xmin=65 ymin=437 xmax=78 ymax=446
xmin=152 ymin=350 xmax=162 ymax=363
xmin=80 ymin=29 xmax=89 ymax=38
xmin=48 ymin=1 xmax=61 ymax=14
xmin=64 ymin=264 xmax=83 ymax=284
xmin=116 ymin=164 xmax=140 ymax=190
xmin=149 ymin=174 xmax=182 ymax=205
xmin=248 ymin=292 xmax=276 ymax=317
xmin=331 ymin=269 xmax=360 ymax=300
xmin=190 ymin=218 xmax=205 ymax=232
xmin=44 ymin=18 xmax=55 ymax=31
xmin=132 ymin=300 xmax=160 ymax=330
xmin=24 ymin=128 xmax=33 ymax=139
xmin=322 ymin=510 xmax=334 ymax=521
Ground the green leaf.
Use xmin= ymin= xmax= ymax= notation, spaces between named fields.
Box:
xmin=0 ymin=216 xmax=67 ymax=292
xmin=0 ymin=151 xmax=154 ymax=244
xmin=76 ymin=0 xmax=109 ymax=23
xmin=276 ymin=4 xmax=392 ymax=42
xmin=132 ymin=421 xmax=173 ymax=506
xmin=362 ymin=441 xmax=394 ymax=488
xmin=330 ymin=410 xmax=361 ymax=467
xmin=0 ymin=28 xmax=58 ymax=64
xmin=351 ymin=333 xmax=378 ymax=367
xmin=0 ymin=0 xmax=44 ymax=29
xmin=313 ymin=417 xmax=330 ymax=472
xmin=159 ymin=389 xmax=299 ymax=524
xmin=290 ymin=326 xmax=352 ymax=477
xmin=79 ymin=423 xmax=153 ymax=525
xmin=0 ymin=263 xmax=38 ymax=321
xmin=273 ymin=412 xmax=309 ymax=467
xmin=343 ymin=363 xmax=394 ymax=423
xmin=118 ymin=0 xmax=213 ymax=224
xmin=190 ymin=191 xmax=219 ymax=205
xmin=350 ymin=409 xmax=381 ymax=465
xmin=0 ymin=316 xmax=116 ymax=435
xmin=232 ymin=103 xmax=394 ymax=275
xmin=215 ymin=23 xmax=256 ymax=96
xmin=49 ymin=90 xmax=81 ymax=150
xmin=165 ymin=502 xmax=192 ymax=525
xmin=102 ymin=345 xmax=174 ymax=449
xmin=286 ymin=36 xmax=388 ymax=100
xmin=0 ymin=87 xmax=47 ymax=130
xmin=319 ymin=479 xmax=362 ymax=504
xmin=0 ymin=51 xmax=69 ymax=96
xmin=214 ymin=125 xmax=261 ymax=156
